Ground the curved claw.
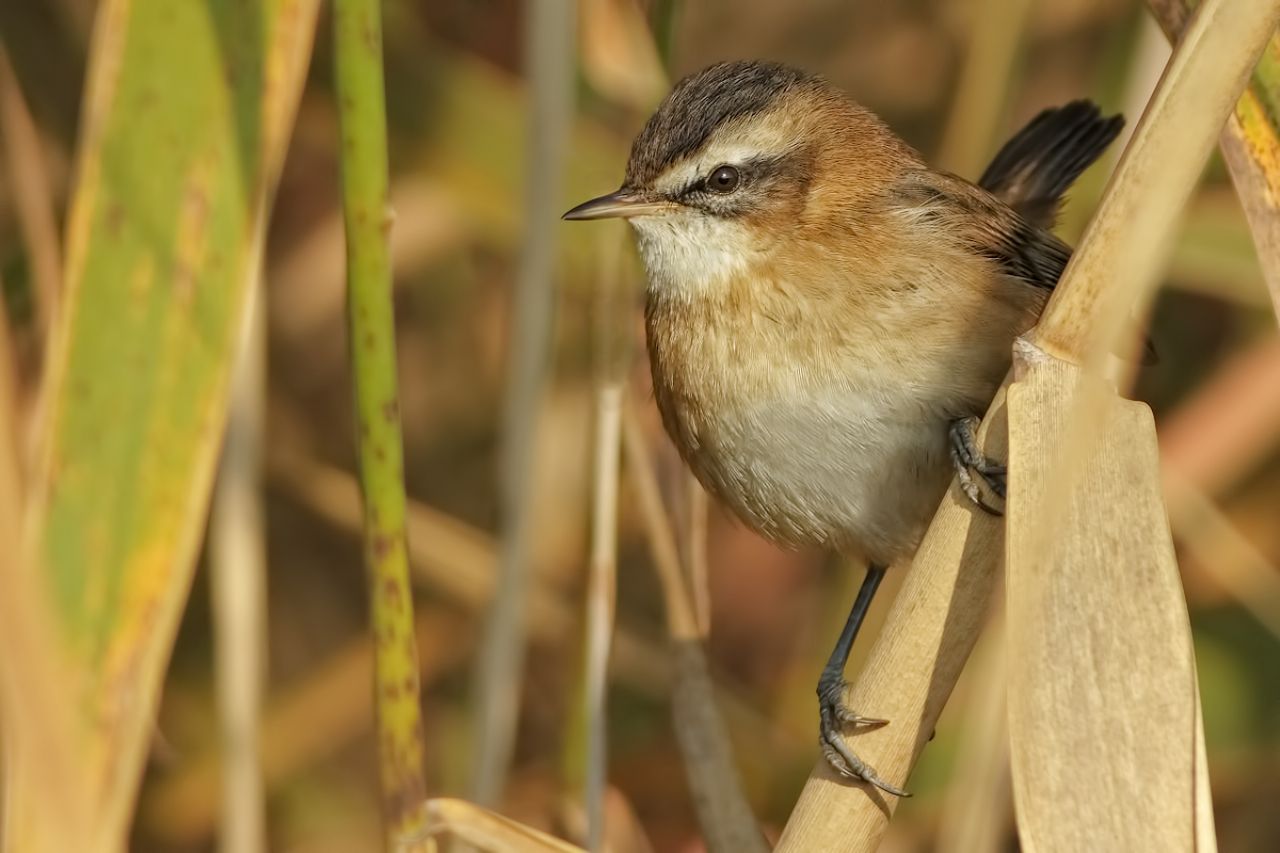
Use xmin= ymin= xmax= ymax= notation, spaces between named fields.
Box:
xmin=839 ymin=710 xmax=889 ymax=727
xmin=817 ymin=679 xmax=910 ymax=797
xmin=819 ymin=732 xmax=911 ymax=798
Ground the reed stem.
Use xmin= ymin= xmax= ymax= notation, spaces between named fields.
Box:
xmin=332 ymin=0 xmax=427 ymax=842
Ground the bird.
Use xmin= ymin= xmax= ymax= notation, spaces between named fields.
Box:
xmin=564 ymin=59 xmax=1124 ymax=796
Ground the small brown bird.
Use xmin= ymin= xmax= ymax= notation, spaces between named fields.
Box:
xmin=565 ymin=60 xmax=1123 ymax=795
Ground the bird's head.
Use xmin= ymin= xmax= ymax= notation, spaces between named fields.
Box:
xmin=564 ymin=60 xmax=914 ymax=299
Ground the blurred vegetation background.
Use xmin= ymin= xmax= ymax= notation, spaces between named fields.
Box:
xmin=1 ymin=0 xmax=1278 ymax=850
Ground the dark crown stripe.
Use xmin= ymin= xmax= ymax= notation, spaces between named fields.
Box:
xmin=624 ymin=61 xmax=817 ymax=187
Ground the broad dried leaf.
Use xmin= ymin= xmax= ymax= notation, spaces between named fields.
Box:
xmin=1005 ymin=355 xmax=1213 ymax=851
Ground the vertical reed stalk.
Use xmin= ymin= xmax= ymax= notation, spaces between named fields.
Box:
xmin=472 ymin=0 xmax=575 ymax=806
xmin=209 ymin=288 xmax=268 ymax=853
xmin=575 ymin=230 xmax=630 ymax=851
xmin=581 ymin=382 xmax=622 ymax=851
xmin=332 ymin=0 xmax=427 ymax=843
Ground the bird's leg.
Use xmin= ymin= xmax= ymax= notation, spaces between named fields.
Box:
xmin=949 ymin=415 xmax=1006 ymax=514
xmin=816 ymin=563 xmax=909 ymax=797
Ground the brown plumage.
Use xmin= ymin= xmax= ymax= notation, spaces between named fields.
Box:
xmin=564 ymin=60 xmax=1123 ymax=796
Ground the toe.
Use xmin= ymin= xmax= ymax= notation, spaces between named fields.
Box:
xmin=819 ymin=727 xmax=910 ymax=797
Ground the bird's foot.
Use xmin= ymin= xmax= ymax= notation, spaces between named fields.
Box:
xmin=817 ymin=676 xmax=910 ymax=797
xmin=949 ymin=416 xmax=1006 ymax=515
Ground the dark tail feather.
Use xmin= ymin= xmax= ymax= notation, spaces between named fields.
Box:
xmin=978 ymin=101 xmax=1124 ymax=228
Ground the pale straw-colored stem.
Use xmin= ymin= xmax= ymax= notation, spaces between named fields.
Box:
xmin=209 ymin=288 xmax=268 ymax=853
xmin=582 ymin=381 xmax=622 ymax=851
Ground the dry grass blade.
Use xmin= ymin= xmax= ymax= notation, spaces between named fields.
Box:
xmin=0 ymin=45 xmax=62 ymax=348
xmin=621 ymin=405 xmax=697 ymax=640
xmin=1165 ymin=473 xmax=1280 ymax=641
xmin=208 ymin=292 xmax=267 ymax=853
xmin=472 ymin=0 xmax=576 ymax=806
xmin=419 ymin=799 xmax=586 ymax=851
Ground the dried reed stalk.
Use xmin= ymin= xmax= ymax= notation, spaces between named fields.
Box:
xmin=1148 ymin=0 xmax=1280 ymax=317
xmin=622 ymin=404 xmax=767 ymax=853
xmin=778 ymin=0 xmax=1280 ymax=847
xmin=581 ymin=381 xmax=622 ymax=852
xmin=574 ymin=228 xmax=631 ymax=851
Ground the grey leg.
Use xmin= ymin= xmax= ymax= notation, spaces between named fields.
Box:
xmin=816 ymin=564 xmax=909 ymax=797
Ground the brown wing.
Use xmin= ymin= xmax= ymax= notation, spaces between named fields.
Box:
xmin=892 ymin=170 xmax=1071 ymax=290
xmin=891 ymin=170 xmax=1158 ymax=363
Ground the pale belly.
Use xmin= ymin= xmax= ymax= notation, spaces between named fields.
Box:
xmin=670 ymin=388 xmax=957 ymax=566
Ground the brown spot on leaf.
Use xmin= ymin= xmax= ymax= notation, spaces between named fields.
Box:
xmin=105 ymin=202 xmax=126 ymax=237
xmin=382 ymin=577 xmax=402 ymax=602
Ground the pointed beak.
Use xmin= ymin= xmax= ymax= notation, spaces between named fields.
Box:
xmin=562 ymin=190 xmax=672 ymax=221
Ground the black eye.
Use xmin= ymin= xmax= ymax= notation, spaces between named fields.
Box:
xmin=707 ymin=165 xmax=740 ymax=193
